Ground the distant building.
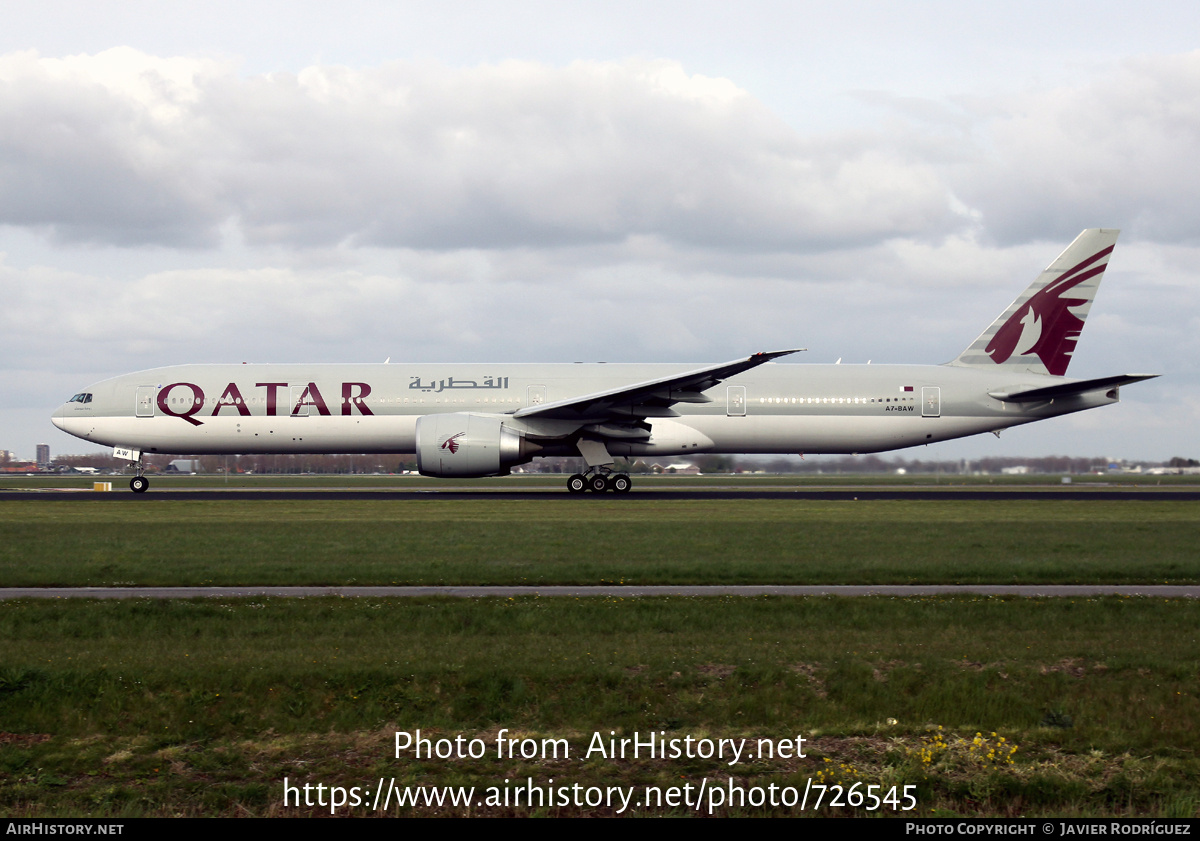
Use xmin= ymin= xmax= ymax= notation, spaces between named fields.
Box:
xmin=36 ymin=444 xmax=49 ymax=466
xmin=650 ymin=461 xmax=701 ymax=475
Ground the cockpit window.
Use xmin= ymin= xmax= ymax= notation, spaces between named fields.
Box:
xmin=67 ymin=393 xmax=93 ymax=404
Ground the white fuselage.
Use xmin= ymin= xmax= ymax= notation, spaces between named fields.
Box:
xmin=52 ymin=361 xmax=1118 ymax=459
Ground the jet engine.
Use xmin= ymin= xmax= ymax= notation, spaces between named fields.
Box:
xmin=415 ymin=412 xmax=539 ymax=477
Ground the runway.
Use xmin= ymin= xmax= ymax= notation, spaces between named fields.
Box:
xmin=4 ymin=585 xmax=1199 ymax=598
xmin=4 ymin=486 xmax=1200 ymax=501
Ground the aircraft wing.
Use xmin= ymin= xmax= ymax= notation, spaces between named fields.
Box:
xmin=513 ymin=349 xmax=803 ymax=424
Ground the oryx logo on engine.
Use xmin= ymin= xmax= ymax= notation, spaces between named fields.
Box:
xmin=440 ymin=432 xmax=467 ymax=454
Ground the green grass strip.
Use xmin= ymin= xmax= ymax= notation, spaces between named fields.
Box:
xmin=1 ymin=499 xmax=1198 ymax=586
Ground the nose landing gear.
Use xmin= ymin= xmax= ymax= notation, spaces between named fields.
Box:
xmin=129 ymin=455 xmax=149 ymax=493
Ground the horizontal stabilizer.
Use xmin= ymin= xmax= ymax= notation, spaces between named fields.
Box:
xmin=988 ymin=374 xmax=1158 ymax=403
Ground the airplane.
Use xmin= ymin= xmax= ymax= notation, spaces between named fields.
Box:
xmin=52 ymin=229 xmax=1156 ymax=494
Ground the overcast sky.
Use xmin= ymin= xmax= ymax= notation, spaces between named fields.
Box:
xmin=3 ymin=1 xmax=1199 ymax=462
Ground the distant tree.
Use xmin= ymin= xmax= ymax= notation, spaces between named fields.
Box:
xmin=763 ymin=457 xmax=796 ymax=473
xmin=696 ymin=455 xmax=736 ymax=473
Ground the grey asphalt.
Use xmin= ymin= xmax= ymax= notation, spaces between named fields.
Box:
xmin=4 ymin=585 xmax=1199 ymax=599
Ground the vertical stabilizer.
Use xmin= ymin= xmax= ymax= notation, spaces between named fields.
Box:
xmin=950 ymin=229 xmax=1119 ymax=376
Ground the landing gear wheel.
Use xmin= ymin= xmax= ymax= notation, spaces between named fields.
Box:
xmin=609 ymin=473 xmax=632 ymax=493
xmin=567 ymin=474 xmax=587 ymax=494
xmin=588 ymin=474 xmax=610 ymax=493
xmin=130 ymin=476 xmax=149 ymax=494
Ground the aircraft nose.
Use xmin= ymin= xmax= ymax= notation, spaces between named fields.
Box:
xmin=51 ymin=405 xmax=66 ymax=431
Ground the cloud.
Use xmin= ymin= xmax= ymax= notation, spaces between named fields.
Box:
xmin=0 ymin=48 xmax=961 ymax=250
xmin=949 ymin=51 xmax=1200 ymax=245
xmin=7 ymin=46 xmax=1200 ymax=254
xmin=4 ymin=46 xmax=1199 ymax=460
xmin=0 ymin=48 xmax=228 ymax=245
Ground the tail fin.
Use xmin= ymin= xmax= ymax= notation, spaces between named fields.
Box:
xmin=951 ymin=228 xmax=1119 ymax=376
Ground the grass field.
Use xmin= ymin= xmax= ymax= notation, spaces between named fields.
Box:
xmin=1 ymin=498 xmax=1198 ymax=587
xmin=1 ymin=492 xmax=1198 ymax=817
xmin=1 ymin=596 xmax=1198 ymax=816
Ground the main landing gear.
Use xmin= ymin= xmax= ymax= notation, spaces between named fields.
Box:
xmin=567 ymin=469 xmax=632 ymax=494
xmin=569 ymin=437 xmax=629 ymax=493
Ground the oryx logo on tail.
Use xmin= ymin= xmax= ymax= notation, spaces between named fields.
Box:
xmin=984 ymin=246 xmax=1113 ymax=376
xmin=952 ymin=229 xmax=1120 ymax=377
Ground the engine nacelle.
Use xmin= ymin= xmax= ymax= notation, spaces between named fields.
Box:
xmin=415 ymin=412 xmax=536 ymax=477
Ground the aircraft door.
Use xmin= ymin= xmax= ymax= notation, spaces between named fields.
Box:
xmin=135 ymin=387 xmax=156 ymax=417
xmin=727 ymin=386 xmax=746 ymax=417
xmin=922 ymin=387 xmax=941 ymax=418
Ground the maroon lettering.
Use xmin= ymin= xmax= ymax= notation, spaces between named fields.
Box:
xmin=342 ymin=382 xmax=374 ymax=416
xmin=257 ymin=382 xmax=288 ymax=416
xmin=211 ymin=382 xmax=252 ymax=417
xmin=157 ymin=382 xmax=205 ymax=426
xmin=292 ymin=382 xmax=331 ymax=416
